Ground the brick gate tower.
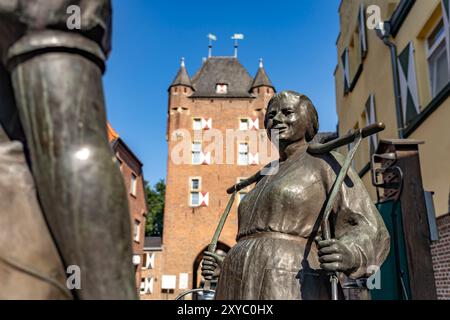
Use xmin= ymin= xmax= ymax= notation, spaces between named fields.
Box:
xmin=159 ymin=54 xmax=277 ymax=299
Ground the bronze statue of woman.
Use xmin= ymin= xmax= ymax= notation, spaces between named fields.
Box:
xmin=202 ymin=91 xmax=390 ymax=300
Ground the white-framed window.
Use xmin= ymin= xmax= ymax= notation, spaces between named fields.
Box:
xmin=192 ymin=142 xmax=202 ymax=165
xmin=239 ymin=118 xmax=249 ymax=131
xmin=130 ymin=173 xmax=137 ymax=196
xmin=190 ymin=192 xmax=200 ymax=207
xmin=190 ymin=177 xmax=201 ymax=191
xmin=238 ymin=143 xmax=249 ymax=165
xmin=216 ymin=83 xmax=228 ymax=94
xmin=133 ymin=219 xmax=141 ymax=242
xmin=427 ymin=19 xmax=449 ymax=98
xmin=193 ymin=118 xmax=202 ymax=130
xmin=189 ymin=177 xmax=201 ymax=207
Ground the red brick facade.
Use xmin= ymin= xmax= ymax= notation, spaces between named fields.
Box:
xmin=108 ymin=124 xmax=148 ymax=292
xmin=143 ymin=57 xmax=277 ymax=299
xmin=431 ymin=213 xmax=450 ymax=300
xmin=140 ymin=237 xmax=164 ymax=299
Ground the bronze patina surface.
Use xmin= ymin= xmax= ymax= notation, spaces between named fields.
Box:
xmin=0 ymin=0 xmax=136 ymax=299
xmin=203 ymin=91 xmax=390 ymax=300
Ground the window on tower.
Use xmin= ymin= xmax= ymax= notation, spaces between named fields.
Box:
xmin=192 ymin=142 xmax=202 ymax=165
xmin=190 ymin=192 xmax=200 ymax=207
xmin=193 ymin=118 xmax=202 ymax=130
xmin=189 ymin=177 xmax=201 ymax=207
xmin=190 ymin=177 xmax=201 ymax=191
xmin=238 ymin=143 xmax=249 ymax=165
xmin=216 ymin=83 xmax=228 ymax=94
xmin=239 ymin=118 xmax=249 ymax=131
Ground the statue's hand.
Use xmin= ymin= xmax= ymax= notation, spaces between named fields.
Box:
xmin=317 ymin=239 xmax=357 ymax=274
xmin=201 ymin=251 xmax=224 ymax=281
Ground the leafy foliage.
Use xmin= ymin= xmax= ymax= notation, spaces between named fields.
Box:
xmin=144 ymin=179 xmax=165 ymax=236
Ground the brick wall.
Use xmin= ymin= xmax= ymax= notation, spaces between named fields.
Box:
xmin=159 ymin=84 xmax=277 ymax=299
xmin=431 ymin=213 xmax=450 ymax=300
xmin=140 ymin=249 xmax=164 ymax=300
xmin=113 ymin=140 xmax=148 ymax=291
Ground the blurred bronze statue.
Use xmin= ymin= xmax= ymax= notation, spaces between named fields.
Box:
xmin=202 ymin=91 xmax=390 ymax=300
xmin=0 ymin=1 xmax=136 ymax=299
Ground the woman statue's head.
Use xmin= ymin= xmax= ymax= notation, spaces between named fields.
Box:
xmin=264 ymin=91 xmax=319 ymax=150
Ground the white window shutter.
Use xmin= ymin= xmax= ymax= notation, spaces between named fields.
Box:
xmin=359 ymin=4 xmax=367 ymax=58
xmin=147 ymin=277 xmax=154 ymax=294
xmin=146 ymin=253 xmax=154 ymax=269
xmin=249 ymin=118 xmax=259 ymax=130
xmin=199 ymin=192 xmax=209 ymax=206
xmin=397 ymin=43 xmax=420 ymax=125
xmin=201 ymin=118 xmax=212 ymax=129
xmin=141 ymin=277 xmax=154 ymax=295
xmin=249 ymin=153 xmax=259 ymax=165
xmin=200 ymin=152 xmax=211 ymax=165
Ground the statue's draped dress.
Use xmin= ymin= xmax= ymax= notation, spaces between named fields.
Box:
xmin=215 ymin=145 xmax=390 ymax=300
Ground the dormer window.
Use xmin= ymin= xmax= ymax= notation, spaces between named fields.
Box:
xmin=216 ymin=83 xmax=228 ymax=94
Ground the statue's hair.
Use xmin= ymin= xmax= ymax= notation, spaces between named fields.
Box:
xmin=265 ymin=90 xmax=319 ymax=142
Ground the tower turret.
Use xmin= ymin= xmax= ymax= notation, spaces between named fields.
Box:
xmin=250 ymin=58 xmax=275 ymax=96
xmin=168 ymin=57 xmax=194 ymax=95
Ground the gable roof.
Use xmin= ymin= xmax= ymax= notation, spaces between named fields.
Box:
xmin=190 ymin=57 xmax=254 ymax=98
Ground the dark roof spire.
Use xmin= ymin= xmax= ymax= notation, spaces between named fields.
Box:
xmin=169 ymin=57 xmax=193 ymax=89
xmin=251 ymin=58 xmax=274 ymax=90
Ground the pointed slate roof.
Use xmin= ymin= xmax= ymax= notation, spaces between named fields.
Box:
xmin=190 ymin=57 xmax=254 ymax=98
xmin=251 ymin=59 xmax=274 ymax=90
xmin=169 ymin=58 xmax=193 ymax=89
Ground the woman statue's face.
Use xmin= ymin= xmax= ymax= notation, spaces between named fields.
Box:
xmin=265 ymin=96 xmax=307 ymax=146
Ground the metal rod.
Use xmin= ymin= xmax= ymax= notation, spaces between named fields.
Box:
xmin=320 ymin=132 xmax=363 ymax=300
xmin=308 ymin=122 xmax=385 ymax=154
xmin=203 ymin=191 xmax=237 ymax=291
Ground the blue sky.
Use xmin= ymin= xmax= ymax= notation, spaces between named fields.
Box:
xmin=104 ymin=0 xmax=341 ymax=185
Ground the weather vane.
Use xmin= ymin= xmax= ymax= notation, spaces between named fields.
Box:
xmin=207 ymin=33 xmax=217 ymax=58
xmin=231 ymin=34 xmax=244 ymax=58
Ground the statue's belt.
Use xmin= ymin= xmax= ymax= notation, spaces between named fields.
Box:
xmin=237 ymin=231 xmax=309 ymax=245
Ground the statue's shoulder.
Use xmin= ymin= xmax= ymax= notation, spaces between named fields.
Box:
xmin=305 ymin=149 xmax=344 ymax=166
xmin=304 ymin=150 xmax=349 ymax=182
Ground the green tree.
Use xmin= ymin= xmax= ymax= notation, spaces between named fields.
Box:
xmin=144 ymin=179 xmax=165 ymax=236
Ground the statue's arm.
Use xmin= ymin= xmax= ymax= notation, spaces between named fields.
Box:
xmin=3 ymin=0 xmax=137 ymax=299
xmin=332 ymin=162 xmax=390 ymax=279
